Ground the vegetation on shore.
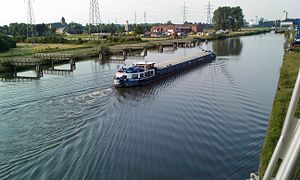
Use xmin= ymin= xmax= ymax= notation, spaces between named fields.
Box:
xmin=198 ymin=28 xmax=270 ymax=41
xmin=0 ymin=28 xmax=270 ymax=74
xmin=0 ymin=29 xmax=266 ymax=61
xmin=259 ymin=33 xmax=300 ymax=178
xmin=0 ymin=34 xmax=16 ymax=52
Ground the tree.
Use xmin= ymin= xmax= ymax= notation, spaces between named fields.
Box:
xmin=67 ymin=22 xmax=84 ymax=34
xmin=0 ymin=34 xmax=16 ymax=52
xmin=8 ymin=23 xmax=28 ymax=36
xmin=133 ymin=24 xmax=144 ymax=34
xmin=213 ymin=6 xmax=244 ymax=31
xmin=35 ymin=23 xmax=49 ymax=36
xmin=0 ymin=25 xmax=9 ymax=35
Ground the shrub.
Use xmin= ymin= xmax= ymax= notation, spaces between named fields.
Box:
xmin=0 ymin=34 xmax=16 ymax=52
xmin=25 ymin=35 xmax=68 ymax=44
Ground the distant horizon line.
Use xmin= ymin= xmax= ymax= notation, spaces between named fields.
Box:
xmin=1 ymin=18 xmax=291 ymax=26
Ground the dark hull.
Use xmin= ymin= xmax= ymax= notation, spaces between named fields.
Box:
xmin=114 ymin=52 xmax=216 ymax=88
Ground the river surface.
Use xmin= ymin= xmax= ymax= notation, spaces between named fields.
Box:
xmin=0 ymin=33 xmax=284 ymax=180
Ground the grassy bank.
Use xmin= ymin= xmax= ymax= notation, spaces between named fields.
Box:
xmin=199 ymin=28 xmax=271 ymax=41
xmin=259 ymin=34 xmax=300 ymax=177
xmin=0 ymin=43 xmax=92 ymax=58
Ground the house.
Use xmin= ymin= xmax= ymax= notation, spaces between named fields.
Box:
xmin=150 ymin=23 xmax=203 ymax=36
xmin=48 ymin=17 xmax=68 ymax=34
xmin=280 ymin=20 xmax=294 ymax=30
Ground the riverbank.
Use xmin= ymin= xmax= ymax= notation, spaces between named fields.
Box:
xmin=259 ymin=34 xmax=300 ymax=178
xmin=0 ymin=28 xmax=270 ymax=73
xmin=198 ymin=28 xmax=271 ymax=40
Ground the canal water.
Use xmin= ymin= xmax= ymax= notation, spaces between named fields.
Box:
xmin=0 ymin=33 xmax=284 ymax=179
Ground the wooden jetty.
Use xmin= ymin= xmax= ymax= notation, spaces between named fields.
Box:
xmin=7 ymin=58 xmax=44 ymax=78
xmin=1 ymin=76 xmax=40 ymax=82
xmin=43 ymin=69 xmax=74 ymax=76
xmin=5 ymin=53 xmax=76 ymax=78
xmin=34 ymin=53 xmax=72 ymax=60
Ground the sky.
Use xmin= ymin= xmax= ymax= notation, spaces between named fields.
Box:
xmin=0 ymin=0 xmax=299 ymax=25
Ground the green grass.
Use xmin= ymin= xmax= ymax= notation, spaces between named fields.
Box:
xmin=259 ymin=39 xmax=300 ymax=177
xmin=0 ymin=43 xmax=91 ymax=59
xmin=192 ymin=28 xmax=271 ymax=41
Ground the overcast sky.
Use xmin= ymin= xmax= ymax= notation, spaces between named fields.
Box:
xmin=0 ymin=0 xmax=299 ymax=25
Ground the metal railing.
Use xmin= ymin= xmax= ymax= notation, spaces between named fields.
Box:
xmin=263 ymin=69 xmax=300 ymax=180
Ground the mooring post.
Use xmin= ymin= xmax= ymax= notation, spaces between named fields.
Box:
xmin=123 ymin=50 xmax=128 ymax=60
xmin=51 ymin=60 xmax=54 ymax=70
xmin=36 ymin=64 xmax=43 ymax=78
xmin=158 ymin=45 xmax=163 ymax=53
xmin=142 ymin=48 xmax=148 ymax=57
xmin=70 ymin=59 xmax=76 ymax=71
xmin=11 ymin=65 xmax=17 ymax=77
xmin=173 ymin=42 xmax=177 ymax=50
xmin=40 ymin=64 xmax=43 ymax=77
xmin=99 ymin=53 xmax=104 ymax=60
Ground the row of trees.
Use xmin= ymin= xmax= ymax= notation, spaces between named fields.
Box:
xmin=213 ymin=6 xmax=244 ymax=31
xmin=0 ymin=23 xmax=55 ymax=37
xmin=0 ymin=23 xmax=153 ymax=37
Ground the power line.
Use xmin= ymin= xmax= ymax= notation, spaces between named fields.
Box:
xmin=181 ymin=1 xmax=188 ymax=23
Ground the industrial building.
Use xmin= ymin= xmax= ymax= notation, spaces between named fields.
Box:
xmin=150 ymin=23 xmax=203 ymax=36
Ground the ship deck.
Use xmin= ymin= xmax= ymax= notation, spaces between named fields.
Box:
xmin=155 ymin=50 xmax=211 ymax=69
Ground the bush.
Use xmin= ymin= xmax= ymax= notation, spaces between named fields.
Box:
xmin=76 ymin=38 xmax=84 ymax=44
xmin=106 ymin=36 xmax=142 ymax=43
xmin=0 ymin=34 xmax=16 ymax=52
xmin=25 ymin=35 xmax=68 ymax=44
xmin=13 ymin=35 xmax=27 ymax=43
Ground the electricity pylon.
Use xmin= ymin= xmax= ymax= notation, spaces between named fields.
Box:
xmin=89 ymin=0 xmax=101 ymax=40
xmin=25 ymin=0 xmax=35 ymax=41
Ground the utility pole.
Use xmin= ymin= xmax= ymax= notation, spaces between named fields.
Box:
xmin=182 ymin=2 xmax=188 ymax=24
xmin=144 ymin=11 xmax=147 ymax=24
xmin=89 ymin=0 xmax=101 ymax=40
xmin=134 ymin=11 xmax=137 ymax=24
xmin=25 ymin=0 xmax=35 ymax=41
xmin=283 ymin=10 xmax=288 ymax=20
xmin=205 ymin=1 xmax=213 ymax=24
xmin=255 ymin=16 xmax=258 ymax=25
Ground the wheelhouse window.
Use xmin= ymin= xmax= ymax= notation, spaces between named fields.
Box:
xmin=132 ymin=74 xmax=138 ymax=79
xmin=140 ymin=73 xmax=144 ymax=78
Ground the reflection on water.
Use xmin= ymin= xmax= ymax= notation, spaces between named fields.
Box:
xmin=0 ymin=33 xmax=285 ymax=180
xmin=212 ymin=38 xmax=243 ymax=56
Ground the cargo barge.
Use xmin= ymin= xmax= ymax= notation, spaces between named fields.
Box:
xmin=113 ymin=50 xmax=216 ymax=87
